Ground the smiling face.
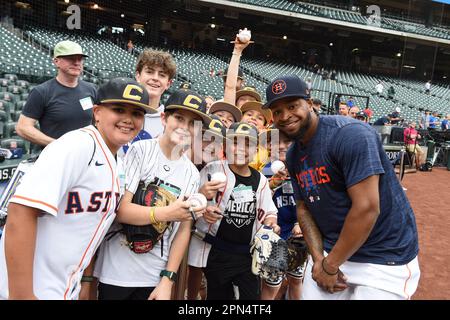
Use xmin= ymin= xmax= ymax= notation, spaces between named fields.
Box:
xmin=135 ymin=65 xmax=172 ymax=101
xmin=94 ymin=103 xmax=145 ymax=154
xmin=161 ymin=109 xmax=202 ymax=148
xmin=270 ymin=98 xmax=316 ymax=140
xmin=242 ymin=109 xmax=266 ymax=131
xmin=212 ymin=110 xmax=235 ymax=128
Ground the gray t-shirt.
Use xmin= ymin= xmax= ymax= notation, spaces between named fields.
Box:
xmin=22 ymin=78 xmax=97 ymax=140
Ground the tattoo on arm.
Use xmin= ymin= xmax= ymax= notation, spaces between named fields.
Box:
xmin=297 ymin=200 xmax=323 ymax=261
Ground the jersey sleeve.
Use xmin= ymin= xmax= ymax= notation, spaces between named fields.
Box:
xmin=332 ymin=124 xmax=385 ymax=189
xmin=123 ymin=140 xmax=149 ymax=194
xmin=21 ymin=86 xmax=46 ymax=120
xmin=258 ymin=174 xmax=278 ymax=219
xmin=10 ymin=131 xmax=95 ymax=216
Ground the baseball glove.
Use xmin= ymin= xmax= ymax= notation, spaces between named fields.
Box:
xmin=286 ymin=236 xmax=308 ymax=271
xmin=121 ymin=181 xmax=176 ymax=254
xmin=251 ymin=226 xmax=289 ymax=282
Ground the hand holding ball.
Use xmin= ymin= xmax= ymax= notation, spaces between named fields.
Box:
xmin=271 ymin=160 xmax=286 ymax=175
xmin=211 ymin=172 xmax=227 ymax=183
xmin=237 ymin=28 xmax=251 ymax=43
xmin=187 ymin=193 xmax=207 ymax=209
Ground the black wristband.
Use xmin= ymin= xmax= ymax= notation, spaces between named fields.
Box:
xmin=81 ymin=275 xmax=95 ymax=283
xmin=321 ymin=258 xmax=339 ymax=276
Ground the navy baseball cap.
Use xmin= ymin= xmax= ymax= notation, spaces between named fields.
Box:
xmin=203 ymin=114 xmax=226 ymax=140
xmin=96 ymin=77 xmax=155 ymax=114
xmin=226 ymin=122 xmax=258 ymax=143
xmin=164 ymin=89 xmax=211 ymax=124
xmin=263 ymin=75 xmax=310 ymax=109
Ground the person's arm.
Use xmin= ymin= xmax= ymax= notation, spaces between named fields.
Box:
xmin=16 ymin=114 xmax=55 ymax=146
xmin=5 ymin=203 xmax=39 ymax=300
xmin=223 ymin=33 xmax=251 ymax=104
xmin=148 ymin=220 xmax=192 ymax=300
xmin=313 ymin=175 xmax=380 ymax=292
xmin=115 ymin=190 xmax=203 ymax=225
xmin=296 ymin=200 xmax=323 ymax=262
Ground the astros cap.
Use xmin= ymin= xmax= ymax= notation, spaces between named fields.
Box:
xmin=96 ymin=78 xmax=155 ymax=114
xmin=53 ymin=40 xmax=88 ymax=58
xmin=164 ymin=89 xmax=211 ymax=124
xmin=264 ymin=75 xmax=310 ymax=109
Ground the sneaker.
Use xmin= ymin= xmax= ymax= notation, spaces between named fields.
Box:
xmin=402 ymin=187 xmax=407 ymax=191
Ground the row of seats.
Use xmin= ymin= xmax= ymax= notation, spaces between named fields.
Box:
xmin=228 ymin=0 xmax=450 ymax=40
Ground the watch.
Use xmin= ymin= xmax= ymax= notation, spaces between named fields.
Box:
xmin=160 ymin=270 xmax=177 ymax=282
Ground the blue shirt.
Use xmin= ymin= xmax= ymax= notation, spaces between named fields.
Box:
xmin=263 ymin=163 xmax=297 ymax=240
xmin=429 ymin=116 xmax=438 ymax=128
xmin=286 ymin=115 xmax=419 ymax=265
xmin=442 ymin=119 xmax=449 ymax=130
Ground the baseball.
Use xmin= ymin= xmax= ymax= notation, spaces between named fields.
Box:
xmin=238 ymin=28 xmax=251 ymax=43
xmin=211 ymin=172 xmax=227 ymax=183
xmin=188 ymin=193 xmax=207 ymax=209
xmin=271 ymin=160 xmax=285 ymax=175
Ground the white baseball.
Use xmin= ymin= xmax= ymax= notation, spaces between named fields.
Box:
xmin=271 ymin=160 xmax=285 ymax=175
xmin=211 ymin=172 xmax=227 ymax=183
xmin=238 ymin=28 xmax=251 ymax=43
xmin=188 ymin=193 xmax=207 ymax=209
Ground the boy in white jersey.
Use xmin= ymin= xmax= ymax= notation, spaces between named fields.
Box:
xmin=0 ymin=78 xmax=152 ymax=299
xmin=94 ymin=89 xmax=210 ymax=300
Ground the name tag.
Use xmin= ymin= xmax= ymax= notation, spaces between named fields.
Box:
xmin=233 ymin=185 xmax=253 ymax=203
xmin=79 ymin=97 xmax=94 ymax=110
xmin=282 ymin=181 xmax=294 ymax=194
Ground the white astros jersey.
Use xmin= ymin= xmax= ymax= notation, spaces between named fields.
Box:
xmin=0 ymin=125 xmax=125 ymax=300
xmin=94 ymin=138 xmax=200 ymax=287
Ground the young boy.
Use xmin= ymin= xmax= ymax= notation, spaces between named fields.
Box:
xmin=261 ymin=129 xmax=306 ymax=300
xmin=93 ymin=89 xmax=210 ymax=300
xmin=188 ymin=122 xmax=279 ymax=300
xmin=208 ymin=100 xmax=242 ymax=128
xmin=186 ymin=115 xmax=227 ymax=300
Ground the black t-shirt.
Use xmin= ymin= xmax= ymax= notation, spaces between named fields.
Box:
xmin=215 ymin=166 xmax=260 ymax=245
xmin=22 ymin=78 xmax=97 ymax=140
xmin=373 ymin=116 xmax=390 ymax=126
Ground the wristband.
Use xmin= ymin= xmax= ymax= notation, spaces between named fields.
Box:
xmin=160 ymin=270 xmax=177 ymax=282
xmin=149 ymin=207 xmax=158 ymax=224
xmin=81 ymin=275 xmax=95 ymax=283
xmin=321 ymin=258 xmax=339 ymax=276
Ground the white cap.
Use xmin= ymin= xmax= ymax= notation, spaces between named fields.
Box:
xmin=395 ymin=107 xmax=401 ymax=113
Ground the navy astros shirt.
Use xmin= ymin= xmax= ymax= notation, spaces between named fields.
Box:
xmin=286 ymin=115 xmax=419 ymax=265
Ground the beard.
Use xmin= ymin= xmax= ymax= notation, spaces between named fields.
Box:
xmin=283 ymin=111 xmax=312 ymax=141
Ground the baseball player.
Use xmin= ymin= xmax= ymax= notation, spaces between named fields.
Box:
xmin=264 ymin=75 xmax=420 ymax=300
xmin=93 ymin=89 xmax=210 ymax=300
xmin=188 ymin=122 xmax=279 ymax=300
xmin=0 ymin=78 xmax=153 ymax=299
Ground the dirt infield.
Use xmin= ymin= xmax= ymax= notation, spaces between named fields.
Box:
xmin=401 ymin=167 xmax=450 ymax=300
